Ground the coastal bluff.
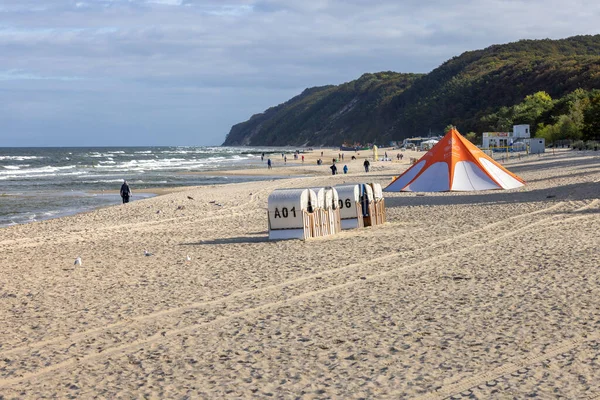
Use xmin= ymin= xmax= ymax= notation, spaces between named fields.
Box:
xmin=222 ymin=35 xmax=600 ymax=147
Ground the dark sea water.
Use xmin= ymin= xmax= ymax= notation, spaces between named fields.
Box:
xmin=0 ymin=146 xmax=294 ymax=227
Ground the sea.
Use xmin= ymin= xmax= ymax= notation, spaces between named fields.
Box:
xmin=0 ymin=146 xmax=296 ymax=227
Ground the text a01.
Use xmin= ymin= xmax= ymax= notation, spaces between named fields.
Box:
xmin=273 ymin=207 xmax=297 ymax=218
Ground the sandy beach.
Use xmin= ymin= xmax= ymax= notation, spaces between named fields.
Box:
xmin=0 ymin=149 xmax=599 ymax=398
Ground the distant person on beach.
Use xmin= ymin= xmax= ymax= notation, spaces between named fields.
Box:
xmin=284 ymin=155 xmax=287 ymax=164
xmin=363 ymin=159 xmax=370 ymax=173
xmin=267 ymin=159 xmax=272 ymax=169
xmin=120 ymin=180 xmax=131 ymax=204
xmin=302 ymin=155 xmax=304 ymax=163
xmin=330 ymin=163 xmax=337 ymax=175
xmin=261 ymin=153 xmax=264 ymax=161
xmin=343 ymin=165 xmax=348 ymax=174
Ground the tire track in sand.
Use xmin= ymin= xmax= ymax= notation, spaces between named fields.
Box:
xmin=417 ymin=331 xmax=600 ymax=400
xmin=0 ymin=199 xmax=597 ymax=388
xmin=0 ymin=199 xmax=573 ymax=356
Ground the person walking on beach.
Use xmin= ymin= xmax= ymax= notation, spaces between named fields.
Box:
xmin=343 ymin=165 xmax=348 ymax=174
xmin=120 ymin=180 xmax=131 ymax=204
xmin=301 ymin=155 xmax=304 ymax=163
xmin=261 ymin=153 xmax=264 ymax=161
xmin=330 ymin=163 xmax=337 ymax=175
xmin=267 ymin=159 xmax=272 ymax=169
xmin=363 ymin=159 xmax=370 ymax=173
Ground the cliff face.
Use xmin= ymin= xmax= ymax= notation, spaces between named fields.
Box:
xmin=222 ymin=35 xmax=600 ymax=146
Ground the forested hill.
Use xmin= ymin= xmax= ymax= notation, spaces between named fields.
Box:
xmin=222 ymin=35 xmax=600 ymax=146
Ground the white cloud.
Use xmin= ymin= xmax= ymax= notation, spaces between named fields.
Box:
xmin=0 ymin=69 xmax=83 ymax=81
xmin=0 ymin=0 xmax=599 ymax=145
xmin=146 ymin=0 xmax=184 ymax=5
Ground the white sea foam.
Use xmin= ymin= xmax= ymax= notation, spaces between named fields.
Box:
xmin=0 ymin=155 xmax=42 ymax=161
xmin=3 ymin=165 xmax=29 ymax=170
xmin=0 ymin=166 xmax=88 ymax=179
xmin=42 ymin=210 xmax=61 ymax=217
xmin=84 ymin=179 xmax=129 ymax=184
xmin=92 ymin=157 xmax=215 ymax=171
xmin=0 ymin=166 xmax=59 ymax=176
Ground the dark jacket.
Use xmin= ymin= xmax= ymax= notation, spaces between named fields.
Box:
xmin=120 ymin=183 xmax=131 ymax=197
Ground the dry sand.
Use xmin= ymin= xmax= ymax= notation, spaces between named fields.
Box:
xmin=0 ymin=149 xmax=599 ymax=398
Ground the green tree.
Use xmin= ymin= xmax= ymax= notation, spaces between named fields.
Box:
xmin=536 ymin=123 xmax=559 ymax=143
xmin=511 ymin=91 xmax=554 ymax=136
xmin=464 ymin=132 xmax=477 ymax=143
xmin=583 ymin=92 xmax=600 ymax=140
xmin=444 ymin=124 xmax=457 ymax=133
xmin=565 ymin=88 xmax=587 ymax=131
xmin=536 ymin=115 xmax=582 ymax=143
xmin=557 ymin=115 xmax=582 ymax=140
xmin=481 ymin=106 xmax=514 ymax=131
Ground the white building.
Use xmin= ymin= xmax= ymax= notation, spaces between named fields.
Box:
xmin=528 ymin=138 xmax=545 ymax=154
xmin=482 ymin=124 xmax=531 ymax=148
xmin=482 ymin=124 xmax=544 ymax=153
xmin=513 ymin=124 xmax=530 ymax=138
xmin=419 ymin=139 xmax=439 ymax=151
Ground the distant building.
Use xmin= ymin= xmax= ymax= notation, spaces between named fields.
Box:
xmin=482 ymin=124 xmax=531 ymax=148
xmin=513 ymin=124 xmax=530 ymax=138
xmin=482 ymin=124 xmax=544 ymax=153
xmin=420 ymin=139 xmax=439 ymax=151
xmin=528 ymin=138 xmax=546 ymax=154
xmin=402 ymin=136 xmax=442 ymax=149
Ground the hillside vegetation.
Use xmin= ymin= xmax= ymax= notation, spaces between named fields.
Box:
xmin=222 ymin=35 xmax=600 ymax=146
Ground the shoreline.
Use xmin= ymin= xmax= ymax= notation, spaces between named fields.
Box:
xmin=0 ymin=147 xmax=575 ymax=229
xmin=0 ymin=146 xmax=404 ymax=228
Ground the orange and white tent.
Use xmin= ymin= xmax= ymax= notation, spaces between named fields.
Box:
xmin=385 ymin=128 xmax=525 ymax=192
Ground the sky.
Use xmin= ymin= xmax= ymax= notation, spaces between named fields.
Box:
xmin=0 ymin=0 xmax=598 ymax=147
